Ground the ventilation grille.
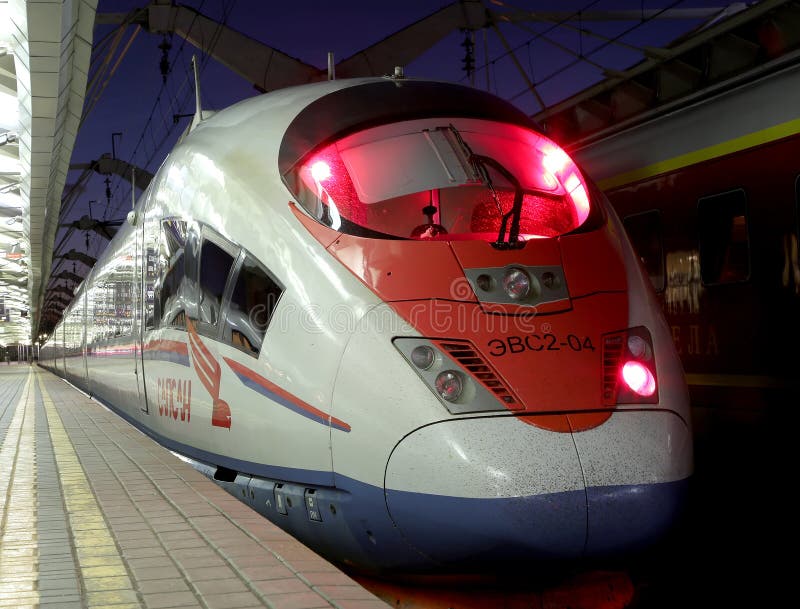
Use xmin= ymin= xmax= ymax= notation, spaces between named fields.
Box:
xmin=435 ymin=340 xmax=521 ymax=409
xmin=602 ymin=334 xmax=625 ymax=405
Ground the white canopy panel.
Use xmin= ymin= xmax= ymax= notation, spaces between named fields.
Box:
xmin=0 ymin=0 xmax=96 ymax=347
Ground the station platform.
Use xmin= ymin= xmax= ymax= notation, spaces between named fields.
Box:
xmin=0 ymin=365 xmax=388 ymax=609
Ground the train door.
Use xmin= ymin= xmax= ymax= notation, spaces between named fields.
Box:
xmin=59 ymin=322 xmax=65 ymax=373
xmin=791 ymin=174 xmax=800 ymax=387
xmin=783 ymin=174 xmax=800 ymax=369
xmin=788 ymin=175 xmax=800 ymax=297
xmin=133 ymin=214 xmax=145 ymax=410
xmin=81 ymin=291 xmax=90 ymax=391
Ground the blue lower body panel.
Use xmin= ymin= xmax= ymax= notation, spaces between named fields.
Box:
xmin=385 ymin=478 xmax=690 ymax=565
xmin=385 ymin=487 xmax=587 ymax=563
xmin=585 ymin=479 xmax=690 ymax=555
xmin=194 ymin=459 xmax=690 ymax=573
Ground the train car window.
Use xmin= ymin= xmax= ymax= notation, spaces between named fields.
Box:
xmin=156 ymin=219 xmax=189 ymax=328
xmin=697 ymin=189 xmax=750 ymax=285
xmin=144 ymin=216 xmax=159 ymax=330
xmin=197 ymin=231 xmax=237 ymax=337
xmin=622 ymin=210 xmax=665 ymax=292
xmin=142 ymin=219 xmax=158 ymax=330
xmin=88 ymin=278 xmax=106 ymax=344
xmin=89 ymin=264 xmax=121 ymax=343
xmin=111 ymin=244 xmax=135 ymax=337
xmin=222 ymin=256 xmax=283 ymax=357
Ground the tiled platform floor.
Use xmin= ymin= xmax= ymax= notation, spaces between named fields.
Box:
xmin=0 ymin=365 xmax=388 ymax=609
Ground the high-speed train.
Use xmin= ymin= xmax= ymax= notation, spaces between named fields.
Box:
xmin=39 ymin=74 xmax=693 ymax=574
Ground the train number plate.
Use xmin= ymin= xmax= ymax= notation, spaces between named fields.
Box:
xmin=488 ymin=334 xmax=595 ymax=357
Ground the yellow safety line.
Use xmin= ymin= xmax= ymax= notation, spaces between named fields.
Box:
xmin=0 ymin=372 xmax=38 ymax=609
xmin=37 ymin=372 xmax=142 ymax=608
xmin=597 ymin=116 xmax=800 ymax=191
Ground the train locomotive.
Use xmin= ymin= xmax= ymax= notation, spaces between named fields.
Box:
xmin=40 ymin=75 xmax=693 ymax=573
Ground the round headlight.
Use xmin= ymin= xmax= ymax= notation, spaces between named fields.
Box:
xmin=502 ymin=268 xmax=531 ymax=300
xmin=435 ymin=371 xmax=463 ymax=402
xmin=411 ymin=345 xmax=435 ymax=370
xmin=627 ymin=335 xmax=652 ymax=360
xmin=476 ymin=274 xmax=495 ymax=292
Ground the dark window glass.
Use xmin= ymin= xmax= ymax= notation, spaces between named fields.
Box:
xmin=623 ymin=210 xmax=665 ymax=292
xmin=157 ymin=219 xmax=188 ymax=327
xmin=287 ymin=121 xmax=591 ymax=242
xmin=198 ymin=238 xmax=236 ymax=330
xmin=160 ymin=255 xmax=186 ymax=327
xmin=111 ymin=244 xmax=135 ymax=337
xmin=144 ymin=239 xmax=158 ymax=330
xmin=698 ymin=190 xmax=750 ymax=285
xmin=224 ymin=257 xmax=283 ymax=356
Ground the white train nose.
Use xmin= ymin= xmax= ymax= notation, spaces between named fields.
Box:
xmin=384 ymin=415 xmax=588 ymax=563
xmin=384 ymin=411 xmax=692 ymax=565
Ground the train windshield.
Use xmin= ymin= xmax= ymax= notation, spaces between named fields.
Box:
xmin=287 ymin=118 xmax=591 ymax=242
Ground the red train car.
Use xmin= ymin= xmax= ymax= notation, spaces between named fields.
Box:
xmin=573 ymin=58 xmax=800 ymax=430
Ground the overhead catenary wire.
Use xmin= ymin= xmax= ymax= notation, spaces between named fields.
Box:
xmin=48 ymin=2 xmax=213 ymax=314
xmin=468 ymin=0 xmax=692 ymax=107
xmin=104 ymin=0 xmax=239 ymax=223
xmin=56 ymin=1 xmax=225 ymax=254
xmin=48 ymin=0 xmax=241 ymax=322
xmin=506 ymin=0 xmax=689 ymax=104
xmin=82 ymin=8 xmax=146 ymax=126
xmin=466 ymin=0 xmax=604 ymax=86
xmin=82 ymin=25 xmax=142 ymax=126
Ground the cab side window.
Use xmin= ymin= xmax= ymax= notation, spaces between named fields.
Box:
xmin=196 ymin=232 xmax=237 ymax=337
xmin=623 ymin=210 xmax=665 ymax=292
xmin=697 ymin=189 xmax=750 ymax=285
xmin=157 ymin=219 xmax=189 ymax=328
xmin=223 ymin=257 xmax=283 ymax=357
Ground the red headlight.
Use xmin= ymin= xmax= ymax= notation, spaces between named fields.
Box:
xmin=621 ymin=361 xmax=656 ymax=397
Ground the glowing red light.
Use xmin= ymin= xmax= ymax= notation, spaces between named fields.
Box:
xmin=542 ymin=147 xmax=570 ymax=175
xmin=563 ymin=173 xmax=590 ymax=224
xmin=538 ymin=140 xmax=591 ymax=227
xmin=310 ymin=161 xmax=331 ymax=182
xmin=621 ymin=361 xmax=656 ymax=397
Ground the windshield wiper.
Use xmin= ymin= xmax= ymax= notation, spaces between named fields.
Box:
xmin=475 ymin=156 xmax=524 ymax=248
xmin=448 ymin=125 xmax=525 ymax=249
